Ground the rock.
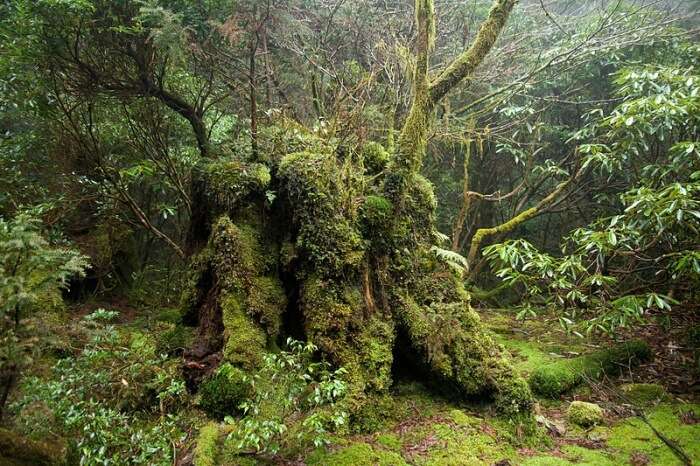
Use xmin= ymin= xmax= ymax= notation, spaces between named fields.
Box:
xmin=567 ymin=401 xmax=604 ymax=427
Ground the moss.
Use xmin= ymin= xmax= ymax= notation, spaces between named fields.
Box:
xmin=221 ymin=291 xmax=266 ymax=369
xmin=206 ymin=215 xmax=286 ymax=368
xmin=198 ymin=363 xmax=251 ymax=419
xmin=247 ymin=276 xmax=286 ymax=337
xmin=307 ymin=442 xmax=408 ymax=466
xmin=0 ymin=428 xmax=68 ymax=466
xmin=567 ymin=401 xmax=603 ymax=427
xmin=361 ymin=195 xmax=392 ymax=228
xmin=300 ymin=275 xmax=395 ymax=426
xmin=362 ymin=141 xmax=390 ymax=174
xmin=421 ymin=422 xmax=518 ymax=466
xmin=396 ymin=294 xmax=533 ymax=417
xmin=529 ymin=340 xmax=651 ymax=398
xmin=606 ymin=404 xmax=700 ymax=464
xmin=376 ymin=433 xmax=402 ymax=451
xmin=203 ymin=160 xmax=270 ymax=210
xmin=493 ymin=335 xmax=557 ymax=376
xmin=448 ymin=409 xmax=481 ymax=427
xmin=619 ymin=383 xmax=666 ymax=405
xmin=522 ymin=445 xmax=616 ymax=466
xmin=194 ymin=422 xmax=221 ymax=466
xmin=279 ymin=151 xmax=365 ymax=275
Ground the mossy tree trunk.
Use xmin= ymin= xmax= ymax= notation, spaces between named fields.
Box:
xmin=182 ymin=0 xmax=533 ymax=420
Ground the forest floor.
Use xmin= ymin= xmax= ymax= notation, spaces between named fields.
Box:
xmin=5 ymin=303 xmax=699 ymax=466
xmin=300 ymin=309 xmax=699 ymax=466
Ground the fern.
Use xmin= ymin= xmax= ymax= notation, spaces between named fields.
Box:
xmin=430 ymin=246 xmax=469 ymax=276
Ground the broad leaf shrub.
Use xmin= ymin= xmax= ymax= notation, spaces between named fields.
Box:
xmin=223 ymin=339 xmax=348 ymax=457
xmin=11 ymin=310 xmax=188 ymax=465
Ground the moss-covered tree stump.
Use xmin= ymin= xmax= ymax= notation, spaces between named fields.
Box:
xmin=181 ymin=140 xmax=532 ymax=422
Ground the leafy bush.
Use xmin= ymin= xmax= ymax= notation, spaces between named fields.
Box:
xmin=11 ymin=310 xmax=188 ymax=465
xmin=224 ymin=339 xmax=348 ymax=456
xmin=0 ymin=213 xmax=88 ymax=417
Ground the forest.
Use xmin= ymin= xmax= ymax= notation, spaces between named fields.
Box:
xmin=0 ymin=0 xmax=699 ymax=464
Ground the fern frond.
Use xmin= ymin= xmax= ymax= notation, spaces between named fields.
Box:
xmin=430 ymin=246 xmax=469 ymax=276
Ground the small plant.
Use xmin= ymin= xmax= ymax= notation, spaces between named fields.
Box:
xmin=225 ymin=338 xmax=348 ymax=456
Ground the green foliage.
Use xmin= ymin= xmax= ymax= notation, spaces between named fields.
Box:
xmin=11 ymin=310 xmax=187 ymax=465
xmin=224 ymin=339 xmax=348 ymax=457
xmin=430 ymin=246 xmax=469 ymax=277
xmin=0 ymin=213 xmax=88 ymax=414
xmin=567 ymin=401 xmax=603 ymax=427
xmin=529 ymin=340 xmax=651 ymax=398
xmin=198 ymin=363 xmax=250 ymax=420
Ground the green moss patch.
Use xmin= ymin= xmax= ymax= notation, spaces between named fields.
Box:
xmin=529 ymin=340 xmax=651 ymax=398
xmin=619 ymin=383 xmax=666 ymax=406
xmin=307 ymin=442 xmax=408 ymax=466
xmin=194 ymin=422 xmax=222 ymax=466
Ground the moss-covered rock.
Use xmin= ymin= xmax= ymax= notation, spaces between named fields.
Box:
xmin=567 ymin=401 xmax=603 ymax=427
xmin=0 ymin=428 xmax=69 ymax=466
xmin=529 ymin=340 xmax=652 ymax=398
